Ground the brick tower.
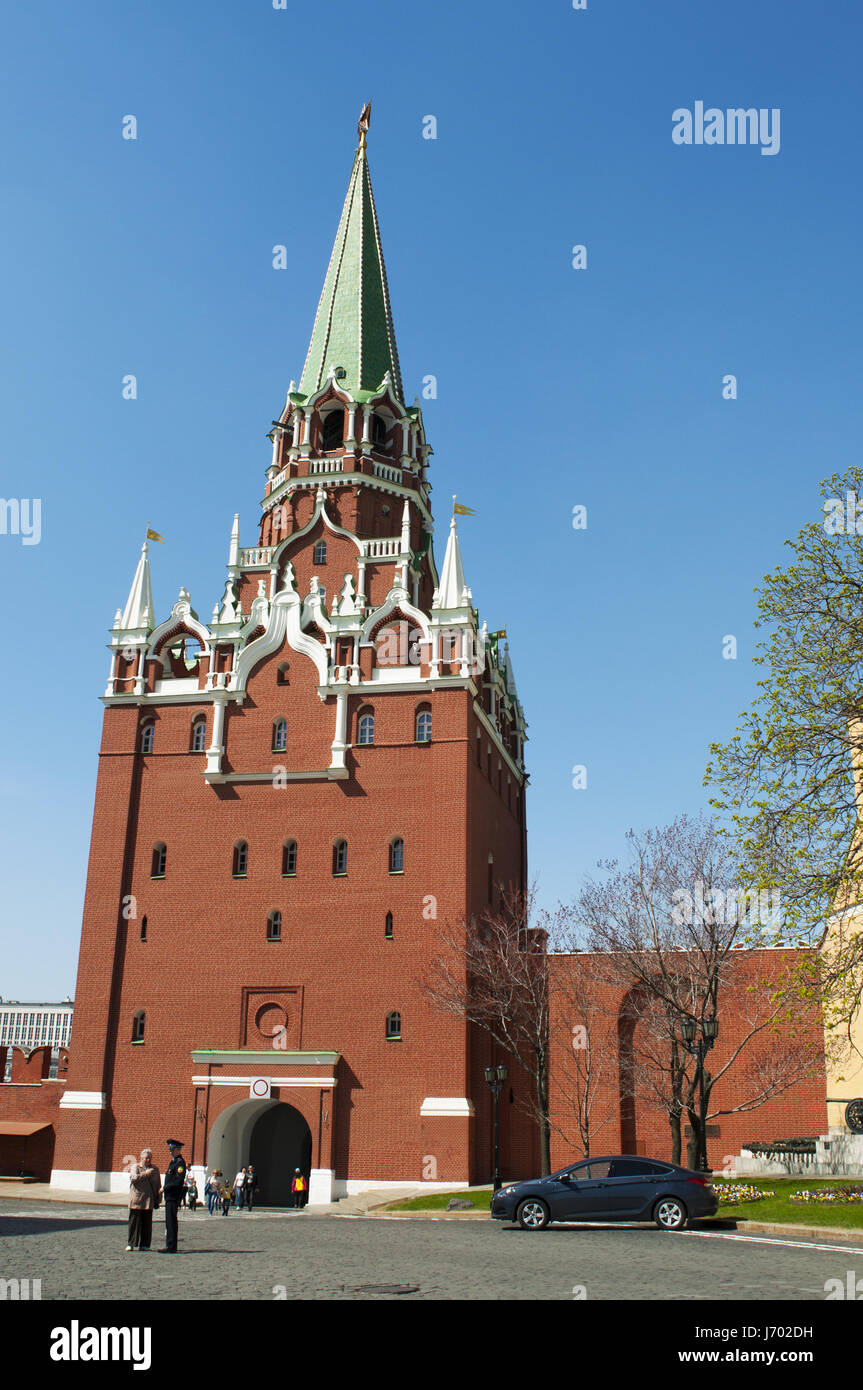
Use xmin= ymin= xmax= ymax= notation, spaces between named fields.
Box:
xmin=52 ymin=111 xmax=531 ymax=1202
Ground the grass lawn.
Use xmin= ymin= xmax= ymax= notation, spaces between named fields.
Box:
xmin=388 ymin=1178 xmax=863 ymax=1228
xmin=386 ymin=1188 xmax=494 ymax=1212
xmin=715 ymin=1178 xmax=863 ymax=1230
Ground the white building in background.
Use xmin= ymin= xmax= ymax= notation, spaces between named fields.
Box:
xmin=0 ymin=999 xmax=73 ymax=1068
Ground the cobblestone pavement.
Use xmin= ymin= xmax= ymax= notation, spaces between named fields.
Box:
xmin=1 ymin=1199 xmax=862 ymax=1300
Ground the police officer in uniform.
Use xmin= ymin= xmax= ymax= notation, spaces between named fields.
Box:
xmin=159 ymin=1139 xmax=186 ymax=1253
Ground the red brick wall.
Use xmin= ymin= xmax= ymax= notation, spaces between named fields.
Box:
xmin=548 ymin=951 xmax=828 ymax=1173
xmin=0 ymin=1047 xmax=67 ymax=1179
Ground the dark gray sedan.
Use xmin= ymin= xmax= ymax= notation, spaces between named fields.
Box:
xmin=490 ymin=1156 xmax=719 ymax=1231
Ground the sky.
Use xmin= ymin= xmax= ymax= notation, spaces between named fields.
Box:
xmin=2 ymin=0 xmax=862 ymax=997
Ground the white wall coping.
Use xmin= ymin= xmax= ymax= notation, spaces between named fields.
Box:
xmin=419 ymin=1097 xmax=475 ymax=1117
xmin=58 ymin=1091 xmax=106 ymax=1110
xmin=191 ymin=1075 xmax=336 ymax=1087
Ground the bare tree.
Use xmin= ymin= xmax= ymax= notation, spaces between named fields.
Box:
xmin=545 ymin=919 xmax=618 ymax=1160
xmin=562 ymin=815 xmax=822 ymax=1167
xmin=422 ymin=885 xmax=553 ymax=1174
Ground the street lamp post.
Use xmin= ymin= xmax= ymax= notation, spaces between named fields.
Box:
xmin=681 ymin=1017 xmax=718 ymax=1171
xmin=484 ymin=1063 xmax=508 ymax=1191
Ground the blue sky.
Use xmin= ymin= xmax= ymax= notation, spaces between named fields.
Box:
xmin=2 ymin=0 xmax=862 ymax=996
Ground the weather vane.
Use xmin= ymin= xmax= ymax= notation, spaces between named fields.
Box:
xmin=358 ymin=101 xmax=371 ymax=151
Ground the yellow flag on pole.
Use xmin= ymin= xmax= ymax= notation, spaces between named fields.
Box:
xmin=146 ymin=527 xmax=165 ymax=543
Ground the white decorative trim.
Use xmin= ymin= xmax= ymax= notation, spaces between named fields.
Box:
xmin=145 ymin=598 xmax=212 ymax=667
xmin=58 ymin=1091 xmax=106 ymax=1110
xmin=235 ymin=581 xmax=328 ymax=692
xmin=359 ymin=590 xmax=431 ymax=647
xmin=204 ymin=768 xmax=348 ymax=785
xmin=191 ymin=1075 xmax=337 ymax=1088
xmin=419 ymin=1097 xmax=475 ymax=1117
xmin=271 ymin=491 xmax=363 ymax=568
xmin=473 ymin=700 xmax=525 ymax=783
xmin=369 ymin=666 xmax=423 ymax=684
xmin=152 ymin=677 xmax=201 ymax=695
xmin=50 ymin=1169 xmax=129 ymax=1193
xmin=334 ymin=1178 xmax=470 ymax=1196
xmin=264 ymin=472 xmax=433 ymax=533
xmin=308 ymin=1167 xmax=335 ymax=1204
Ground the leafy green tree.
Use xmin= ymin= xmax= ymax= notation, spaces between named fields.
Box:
xmin=705 ymin=466 xmax=863 ymax=1050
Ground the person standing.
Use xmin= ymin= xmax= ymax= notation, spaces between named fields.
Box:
xmin=185 ymin=1173 xmax=198 ymax=1211
xmin=206 ymin=1170 xmax=220 ymax=1214
xmin=159 ymin=1139 xmax=187 ymax=1253
xmin=126 ymin=1148 xmax=161 ymax=1251
xmin=220 ymin=1178 xmax=232 ymax=1216
xmin=243 ymin=1164 xmax=258 ymax=1212
xmin=290 ymin=1168 xmax=306 ymax=1209
xmin=233 ymin=1167 xmax=246 ymax=1210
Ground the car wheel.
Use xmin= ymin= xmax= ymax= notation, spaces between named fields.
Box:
xmin=653 ymin=1196 xmax=688 ymax=1231
xmin=516 ymin=1197 xmax=550 ymax=1231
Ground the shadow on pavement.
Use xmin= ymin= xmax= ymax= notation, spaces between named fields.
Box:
xmin=0 ymin=1217 xmax=125 ymax=1237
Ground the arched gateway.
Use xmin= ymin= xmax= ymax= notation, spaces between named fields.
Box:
xmin=205 ymin=1099 xmax=312 ymax=1206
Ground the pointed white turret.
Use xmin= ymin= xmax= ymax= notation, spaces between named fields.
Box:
xmin=433 ymin=516 xmax=471 ymax=611
xmin=120 ymin=542 xmax=155 ymax=632
xmin=228 ymin=514 xmax=240 ymax=572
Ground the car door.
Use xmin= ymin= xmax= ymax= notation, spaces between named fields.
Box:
xmin=604 ymin=1158 xmax=665 ymax=1217
xmin=555 ymin=1159 xmax=613 ymax=1220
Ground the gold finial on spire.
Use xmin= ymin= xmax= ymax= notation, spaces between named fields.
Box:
xmin=358 ymin=101 xmax=372 ymax=151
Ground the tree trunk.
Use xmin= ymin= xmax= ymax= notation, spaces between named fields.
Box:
xmin=537 ymin=1064 xmax=551 ymax=1175
xmin=670 ymin=1110 xmax=682 ymax=1165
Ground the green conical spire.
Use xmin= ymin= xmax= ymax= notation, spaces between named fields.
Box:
xmin=299 ymin=114 xmax=403 ymax=402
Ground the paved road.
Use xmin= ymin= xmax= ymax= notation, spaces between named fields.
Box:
xmin=1 ymin=1200 xmax=862 ymax=1300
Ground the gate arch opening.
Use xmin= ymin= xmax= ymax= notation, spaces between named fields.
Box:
xmin=205 ymin=1098 xmax=312 ymax=1207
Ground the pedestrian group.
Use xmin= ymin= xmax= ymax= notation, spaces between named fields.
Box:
xmin=126 ymin=1143 xmax=308 ymax=1252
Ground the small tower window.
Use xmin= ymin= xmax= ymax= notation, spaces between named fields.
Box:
xmin=385 ymin=1011 xmax=402 ymax=1040
xmin=321 ymin=410 xmax=343 ymax=451
xmin=357 ymin=711 xmax=375 ymax=746
xmin=272 ymin=718 xmax=287 ymax=752
xmin=487 ymin=854 xmax=494 ymax=905
xmin=333 ymin=839 xmax=348 ymax=876
xmin=141 ymin=723 xmax=155 ymax=754
xmin=372 ymin=414 xmax=387 ymax=449
xmin=191 ymin=718 xmax=206 ymax=753
xmin=151 ymin=843 xmax=167 ymax=879
xmin=131 ymin=1010 xmax=146 ymax=1043
xmin=233 ymin=841 xmax=248 ymax=878
xmin=277 ymin=662 xmax=290 ymax=686
xmin=313 ymin=540 xmax=327 ymax=565
xmin=385 ymin=911 xmax=393 ymax=940
xmin=476 ymin=730 xmax=482 ymax=768
xmin=415 ymin=708 xmax=432 ymax=743
xmin=389 ymin=838 xmax=404 ymax=874
xmin=140 ymin=915 xmax=148 ymax=943
xmin=267 ymin=910 xmax=282 ymax=942
xmin=282 ymin=839 xmax=297 ymax=877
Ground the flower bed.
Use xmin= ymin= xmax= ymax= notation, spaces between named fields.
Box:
xmin=789 ymin=1187 xmax=863 ymax=1205
xmin=715 ymin=1183 xmax=775 ymax=1205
